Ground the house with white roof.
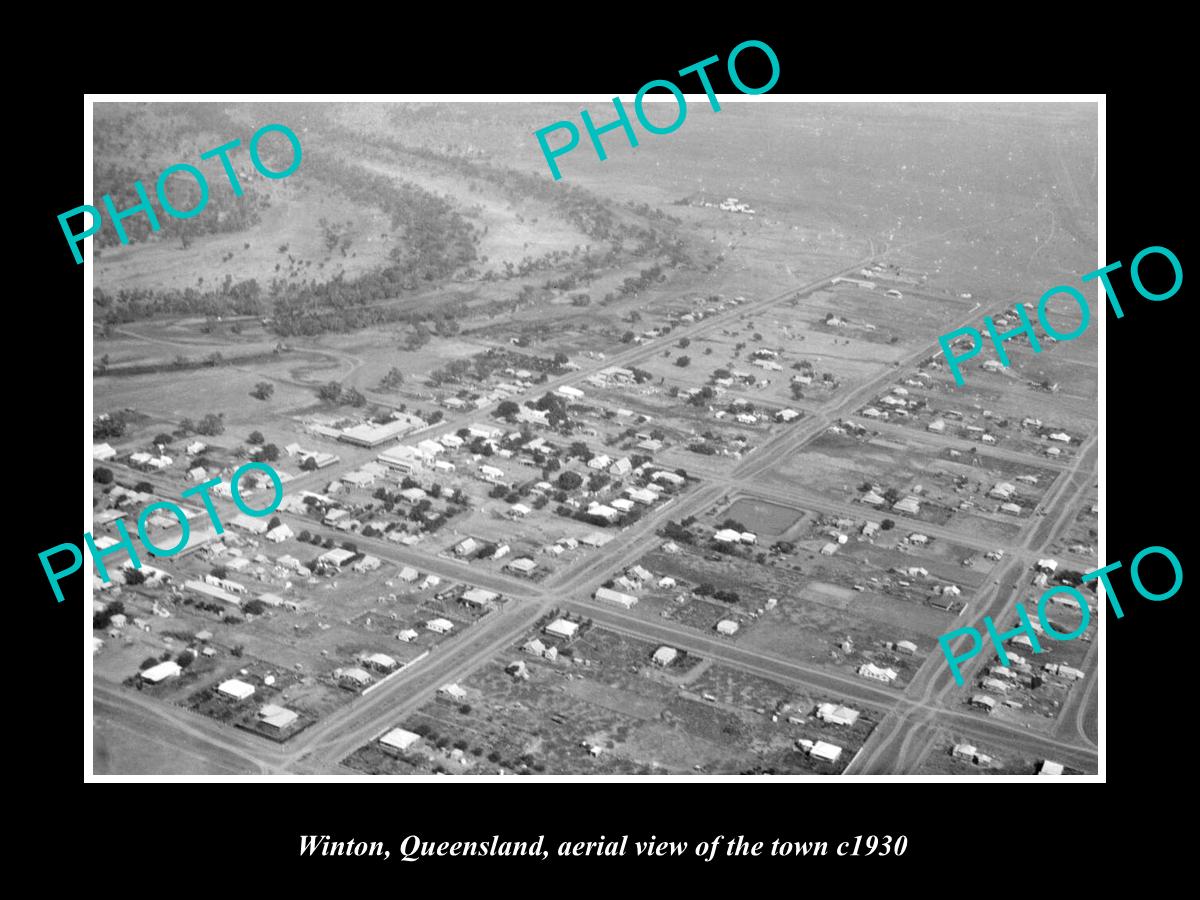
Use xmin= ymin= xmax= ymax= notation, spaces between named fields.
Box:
xmin=652 ymin=646 xmax=678 ymax=667
xmin=816 ymin=703 xmax=860 ymax=727
xmin=858 ymin=663 xmax=898 ymax=683
xmin=217 ymin=679 xmax=256 ymax=701
xmin=809 ymin=740 xmax=843 ymax=763
xmin=595 ymin=586 xmax=638 ymax=609
xmin=545 ymin=618 xmax=579 ymax=640
xmin=140 ymin=660 xmax=182 ymax=684
xmin=380 ymin=727 xmax=422 ymax=751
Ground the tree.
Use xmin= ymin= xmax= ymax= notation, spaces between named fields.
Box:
xmin=243 ymin=599 xmax=267 ymax=616
xmin=153 ymin=433 xmax=173 ymax=446
xmin=251 ymin=381 xmax=275 ymax=401
xmin=175 ymin=650 xmax=195 ymax=668
xmin=93 ymin=415 xmax=127 ymax=440
xmin=557 ymin=471 xmax=583 ymax=491
xmin=317 ymin=381 xmax=343 ymax=403
xmin=674 ymin=355 xmax=691 ymax=367
xmin=248 ymin=430 xmax=266 ymax=445
xmin=379 ymin=367 xmax=405 ymax=390
xmin=253 ymin=443 xmax=280 ymax=462
xmin=343 ymin=387 xmax=366 ymax=407
xmin=139 ymin=657 xmax=160 ymax=670
xmin=134 ymin=481 xmax=154 ymax=494
xmin=881 ymin=518 xmax=896 ymax=531
xmin=94 ymin=467 xmax=114 ymax=485
xmin=677 ymin=337 xmax=691 ymax=348
xmin=301 ymin=456 xmax=318 ymax=471
xmin=621 ymin=330 xmax=636 ymax=343
xmin=195 ymin=413 xmax=225 ymax=436
xmin=496 ymin=400 xmax=520 ymax=420
xmin=124 ymin=569 xmax=147 ymax=586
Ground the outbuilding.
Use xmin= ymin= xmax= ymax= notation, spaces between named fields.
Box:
xmin=218 ymin=678 xmax=256 ymax=701
xmin=140 ymin=660 xmax=182 ymax=684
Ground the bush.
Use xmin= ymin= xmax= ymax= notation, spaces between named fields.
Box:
xmin=195 ymin=413 xmax=225 ymax=436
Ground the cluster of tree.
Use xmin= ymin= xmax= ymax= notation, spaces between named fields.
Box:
xmin=695 ymin=583 xmax=741 ymax=604
xmin=662 ymin=520 xmax=695 ymax=544
xmin=92 ymin=159 xmax=269 ymax=251
xmin=180 ymin=413 xmax=225 ymax=436
xmin=378 ymin=367 xmax=405 ymax=391
xmin=94 ymin=278 xmax=267 ymax=325
xmin=617 ymin=264 xmax=665 ymax=297
xmin=316 ymin=381 xmax=366 ymax=407
xmin=315 ymin=156 xmax=477 ymax=274
xmin=251 ymin=444 xmax=280 ymax=462
xmin=93 ymin=410 xmax=140 ymax=440
xmin=93 ymin=599 xmax=125 ymax=630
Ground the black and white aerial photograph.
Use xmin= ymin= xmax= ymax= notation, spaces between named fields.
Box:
xmin=86 ymin=98 xmax=1099 ymax=778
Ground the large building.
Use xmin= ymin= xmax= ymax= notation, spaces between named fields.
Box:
xmin=340 ymin=414 xmax=425 ymax=448
xmin=595 ymin=586 xmax=638 ymax=609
